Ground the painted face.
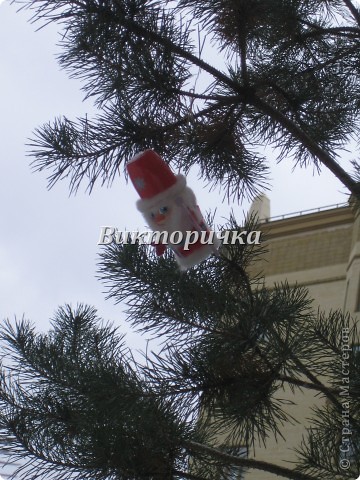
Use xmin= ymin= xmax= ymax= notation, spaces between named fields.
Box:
xmin=150 ymin=205 xmax=171 ymax=225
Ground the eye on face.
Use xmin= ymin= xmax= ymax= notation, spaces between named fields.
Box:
xmin=150 ymin=206 xmax=170 ymax=225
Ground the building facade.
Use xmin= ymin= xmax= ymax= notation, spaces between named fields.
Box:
xmin=235 ymin=198 xmax=360 ymax=479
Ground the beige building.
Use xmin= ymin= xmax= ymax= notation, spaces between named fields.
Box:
xmin=256 ymin=198 xmax=360 ymax=315
xmin=231 ymin=197 xmax=360 ymax=479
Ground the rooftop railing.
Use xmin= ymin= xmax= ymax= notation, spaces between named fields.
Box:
xmin=263 ymin=202 xmax=349 ymax=223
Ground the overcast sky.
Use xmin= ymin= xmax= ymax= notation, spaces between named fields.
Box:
xmin=0 ymin=0 xmax=355 ymax=345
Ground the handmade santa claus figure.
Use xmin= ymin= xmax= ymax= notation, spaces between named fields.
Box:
xmin=127 ymin=150 xmax=219 ymax=270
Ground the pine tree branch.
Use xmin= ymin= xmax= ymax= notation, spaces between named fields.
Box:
xmin=4 ymin=425 xmax=80 ymax=475
xmin=23 ymin=1 xmax=238 ymax=92
xmin=152 ymin=305 xmax=227 ymax=337
xmin=342 ymin=0 xmax=360 ymax=27
xmin=299 ymin=44 xmax=359 ymax=75
xmin=276 ymin=374 xmax=340 ymax=396
xmin=242 ymin=308 xmax=359 ymax=427
xmin=273 ymin=336 xmax=360 ymax=430
xmin=264 ymin=81 xmax=303 ymax=114
xmin=173 ymin=470 xmax=208 ymax=480
xmin=185 ymin=441 xmax=318 ymax=480
xmin=218 ymin=252 xmax=254 ymax=307
xmin=140 ymin=374 xmax=340 ymax=401
xmin=25 ymin=1 xmax=360 ymax=199
xmin=298 ymin=20 xmax=360 ymax=38
xmin=239 ymin=31 xmax=249 ymax=86
xmin=129 ymin=2 xmax=359 ymax=199
xmin=249 ymin=94 xmax=360 ymax=198
xmin=290 ymin=358 xmax=345 ymax=411
xmin=74 ymin=42 xmax=221 ymax=104
xmin=158 ymin=96 xmax=241 ymax=132
xmin=173 ymin=89 xmax=223 ymax=101
xmin=28 ymin=94 xmax=238 ymax=167
xmin=84 ymin=1 xmax=242 ymax=94
xmin=126 ymin=26 xmax=234 ymax=92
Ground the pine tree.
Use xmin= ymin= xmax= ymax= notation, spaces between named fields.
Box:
xmin=1 ymin=1 xmax=360 ymax=479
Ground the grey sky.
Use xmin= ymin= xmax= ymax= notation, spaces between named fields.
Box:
xmin=0 ymin=0 xmax=354 ymax=341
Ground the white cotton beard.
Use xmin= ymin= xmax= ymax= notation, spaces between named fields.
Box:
xmin=141 ymin=185 xmax=220 ymax=270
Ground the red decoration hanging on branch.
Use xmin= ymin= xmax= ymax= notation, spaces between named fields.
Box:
xmin=127 ymin=150 xmax=219 ymax=270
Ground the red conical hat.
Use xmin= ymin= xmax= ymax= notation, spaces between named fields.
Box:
xmin=127 ymin=150 xmax=177 ymax=198
xmin=127 ymin=150 xmax=186 ymax=212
